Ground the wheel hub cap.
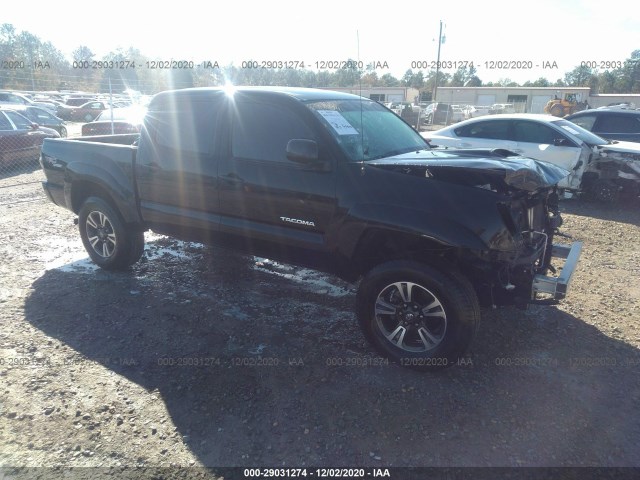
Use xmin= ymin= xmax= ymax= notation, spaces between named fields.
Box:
xmin=374 ymin=281 xmax=448 ymax=353
xmin=85 ymin=211 xmax=117 ymax=258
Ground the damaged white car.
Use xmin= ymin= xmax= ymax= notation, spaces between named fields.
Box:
xmin=423 ymin=114 xmax=640 ymax=202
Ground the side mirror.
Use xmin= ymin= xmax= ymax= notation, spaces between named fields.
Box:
xmin=30 ymin=123 xmax=39 ymax=130
xmin=286 ymin=139 xmax=319 ymax=164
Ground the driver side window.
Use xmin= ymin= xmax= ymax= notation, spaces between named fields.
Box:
xmin=232 ymin=102 xmax=315 ymax=163
xmin=513 ymin=121 xmax=563 ymax=145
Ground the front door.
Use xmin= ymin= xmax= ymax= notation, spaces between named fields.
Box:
xmin=511 ymin=119 xmax=584 ymax=189
xmin=217 ymin=97 xmax=337 ymax=265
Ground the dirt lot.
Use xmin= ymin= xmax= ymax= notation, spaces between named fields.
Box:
xmin=0 ymin=163 xmax=639 ymax=477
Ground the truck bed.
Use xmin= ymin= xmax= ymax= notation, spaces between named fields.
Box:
xmin=40 ymin=134 xmax=140 ymax=217
xmin=74 ymin=134 xmax=140 ymax=146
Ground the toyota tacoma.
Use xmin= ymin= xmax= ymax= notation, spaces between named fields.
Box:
xmin=40 ymin=87 xmax=582 ymax=369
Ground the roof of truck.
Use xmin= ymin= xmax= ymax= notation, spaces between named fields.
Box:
xmin=152 ymin=86 xmax=365 ymax=103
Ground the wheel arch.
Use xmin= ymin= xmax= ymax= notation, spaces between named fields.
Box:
xmin=350 ymin=227 xmax=460 ymax=278
xmin=65 ymin=165 xmax=142 ymax=225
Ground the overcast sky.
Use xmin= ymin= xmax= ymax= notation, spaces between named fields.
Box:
xmin=4 ymin=0 xmax=639 ymax=84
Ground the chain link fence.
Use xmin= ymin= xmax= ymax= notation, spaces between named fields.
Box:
xmin=0 ymin=107 xmax=55 ymax=188
xmin=407 ymin=101 xmax=530 ymax=131
xmin=0 ymin=133 xmax=47 ymax=203
xmin=0 ymin=106 xmax=82 ymax=192
xmin=0 ymin=109 xmax=76 ymax=205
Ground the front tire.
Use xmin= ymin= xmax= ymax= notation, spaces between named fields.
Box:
xmin=356 ymin=261 xmax=480 ymax=370
xmin=585 ymin=179 xmax=620 ymax=203
xmin=78 ymin=196 xmax=144 ymax=270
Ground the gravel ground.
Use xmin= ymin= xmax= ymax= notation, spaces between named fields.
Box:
xmin=0 ymin=162 xmax=639 ymax=478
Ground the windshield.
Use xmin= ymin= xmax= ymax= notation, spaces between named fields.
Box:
xmin=552 ymin=119 xmax=608 ymax=146
xmin=305 ymin=99 xmax=428 ymax=161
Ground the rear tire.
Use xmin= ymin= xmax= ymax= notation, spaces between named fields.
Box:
xmin=356 ymin=260 xmax=480 ymax=371
xmin=78 ymin=196 xmax=144 ymax=270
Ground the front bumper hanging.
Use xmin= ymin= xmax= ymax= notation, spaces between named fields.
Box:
xmin=532 ymin=242 xmax=583 ymax=300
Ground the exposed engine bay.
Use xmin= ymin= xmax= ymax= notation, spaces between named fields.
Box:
xmin=582 ymin=145 xmax=640 ymax=200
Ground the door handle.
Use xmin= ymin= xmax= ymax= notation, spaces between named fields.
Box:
xmin=138 ymin=162 xmax=162 ymax=177
xmin=459 ymin=142 xmax=472 ymax=147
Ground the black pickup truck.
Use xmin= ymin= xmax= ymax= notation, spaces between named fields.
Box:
xmin=40 ymin=87 xmax=582 ymax=369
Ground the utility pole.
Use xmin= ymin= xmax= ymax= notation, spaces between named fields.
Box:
xmin=27 ymin=39 xmax=36 ymax=91
xmin=432 ymin=20 xmax=444 ymax=105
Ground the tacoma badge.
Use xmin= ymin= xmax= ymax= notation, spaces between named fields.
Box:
xmin=280 ymin=216 xmax=316 ymax=227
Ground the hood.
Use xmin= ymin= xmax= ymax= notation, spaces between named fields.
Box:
xmin=591 ymin=141 xmax=640 ymax=180
xmin=594 ymin=141 xmax=640 ymax=158
xmin=366 ymin=149 xmax=569 ymax=193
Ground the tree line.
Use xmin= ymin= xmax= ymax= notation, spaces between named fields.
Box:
xmin=1 ymin=23 xmax=638 ymax=96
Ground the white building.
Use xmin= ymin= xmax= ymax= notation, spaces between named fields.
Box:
xmin=434 ymin=87 xmax=592 ymax=113
xmin=320 ymin=87 xmax=420 ymax=104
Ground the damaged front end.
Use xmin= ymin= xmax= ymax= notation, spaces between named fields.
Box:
xmin=369 ymin=150 xmax=583 ymax=307
xmin=488 ymin=187 xmax=582 ymax=306
xmin=582 ymin=144 xmax=640 ymax=200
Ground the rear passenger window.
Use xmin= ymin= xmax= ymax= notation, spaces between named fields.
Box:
xmin=31 ymin=109 xmax=55 ymax=122
xmin=454 ymin=120 xmax=511 ymax=140
xmin=232 ymin=102 xmax=315 ymax=162
xmin=598 ymin=115 xmax=640 ymax=133
xmin=151 ymin=99 xmax=219 ymax=155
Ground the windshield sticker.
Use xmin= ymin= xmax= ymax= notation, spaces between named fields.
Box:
xmin=560 ymin=125 xmax=580 ymax=136
xmin=317 ymin=110 xmax=359 ymax=135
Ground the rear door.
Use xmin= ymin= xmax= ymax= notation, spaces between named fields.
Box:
xmin=511 ymin=119 xmax=585 ymax=188
xmin=217 ymin=95 xmax=337 ymax=262
xmin=135 ymin=93 xmax=223 ymax=241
